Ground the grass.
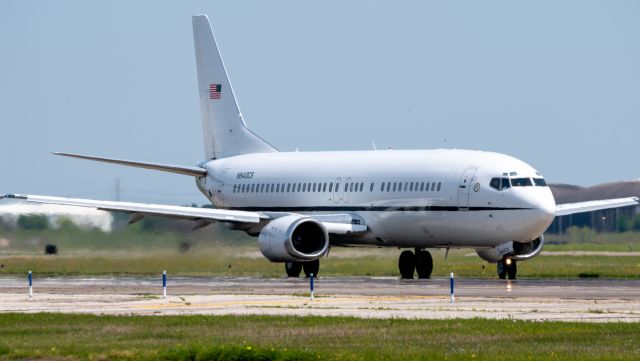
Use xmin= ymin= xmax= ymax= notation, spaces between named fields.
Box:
xmin=1 ymin=227 xmax=640 ymax=278
xmin=0 ymin=313 xmax=639 ymax=360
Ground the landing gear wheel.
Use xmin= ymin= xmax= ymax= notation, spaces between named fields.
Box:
xmin=415 ymin=250 xmax=433 ymax=279
xmin=285 ymin=262 xmax=302 ymax=277
xmin=507 ymin=260 xmax=517 ymax=280
xmin=398 ymin=250 xmax=416 ymax=279
xmin=303 ymin=259 xmax=320 ymax=278
xmin=497 ymin=259 xmax=517 ymax=280
xmin=497 ymin=260 xmax=507 ymax=279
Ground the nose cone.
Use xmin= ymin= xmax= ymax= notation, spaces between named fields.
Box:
xmin=521 ymin=187 xmax=556 ymax=234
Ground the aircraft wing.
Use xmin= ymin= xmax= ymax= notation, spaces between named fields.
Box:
xmin=555 ymin=197 xmax=639 ymax=216
xmin=1 ymin=194 xmax=264 ymax=223
xmin=0 ymin=194 xmax=368 ymax=235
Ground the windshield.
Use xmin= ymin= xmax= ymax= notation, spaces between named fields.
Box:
xmin=511 ymin=178 xmax=533 ymax=187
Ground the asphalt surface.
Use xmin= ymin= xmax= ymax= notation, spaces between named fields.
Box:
xmin=1 ymin=277 xmax=639 ymax=322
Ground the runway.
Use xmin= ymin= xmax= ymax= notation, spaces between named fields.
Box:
xmin=1 ymin=277 xmax=639 ymax=322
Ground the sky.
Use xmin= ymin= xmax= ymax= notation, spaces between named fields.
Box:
xmin=1 ymin=1 xmax=639 ymax=205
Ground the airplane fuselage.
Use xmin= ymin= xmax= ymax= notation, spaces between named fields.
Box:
xmin=197 ymin=148 xmax=556 ymax=249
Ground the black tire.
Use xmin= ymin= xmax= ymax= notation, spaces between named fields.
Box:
xmin=303 ymin=259 xmax=320 ymax=278
xmin=415 ymin=250 xmax=433 ymax=279
xmin=398 ymin=250 xmax=416 ymax=279
xmin=497 ymin=260 xmax=507 ymax=279
xmin=285 ymin=262 xmax=302 ymax=277
xmin=507 ymin=260 xmax=517 ymax=280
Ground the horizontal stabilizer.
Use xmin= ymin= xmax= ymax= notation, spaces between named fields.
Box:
xmin=53 ymin=152 xmax=206 ymax=177
xmin=555 ymin=197 xmax=639 ymax=216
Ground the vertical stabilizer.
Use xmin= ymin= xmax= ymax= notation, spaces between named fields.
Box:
xmin=192 ymin=15 xmax=277 ymax=159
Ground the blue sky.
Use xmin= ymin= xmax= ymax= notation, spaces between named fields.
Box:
xmin=1 ymin=1 xmax=638 ymax=204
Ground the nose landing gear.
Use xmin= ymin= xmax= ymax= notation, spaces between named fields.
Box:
xmin=398 ymin=249 xmax=433 ymax=279
xmin=497 ymin=258 xmax=517 ymax=279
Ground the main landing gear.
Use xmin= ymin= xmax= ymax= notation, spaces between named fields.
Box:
xmin=285 ymin=260 xmax=319 ymax=278
xmin=398 ymin=248 xmax=433 ymax=279
xmin=497 ymin=258 xmax=517 ymax=280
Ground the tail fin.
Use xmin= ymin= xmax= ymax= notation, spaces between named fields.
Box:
xmin=192 ymin=14 xmax=277 ymax=160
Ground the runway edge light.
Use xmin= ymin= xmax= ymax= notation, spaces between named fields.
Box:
xmin=450 ymin=272 xmax=455 ymax=304
xmin=28 ymin=270 xmax=33 ymax=298
xmin=163 ymin=270 xmax=167 ymax=299
xmin=310 ymin=273 xmax=314 ymax=301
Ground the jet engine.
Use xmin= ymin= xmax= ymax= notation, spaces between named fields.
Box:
xmin=258 ymin=215 xmax=329 ymax=262
xmin=476 ymin=235 xmax=544 ymax=263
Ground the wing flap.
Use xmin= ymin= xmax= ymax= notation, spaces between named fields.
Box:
xmin=555 ymin=197 xmax=638 ymax=216
xmin=2 ymin=194 xmax=264 ymax=223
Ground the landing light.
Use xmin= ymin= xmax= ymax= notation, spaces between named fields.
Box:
xmin=505 ymin=258 xmax=512 ymax=266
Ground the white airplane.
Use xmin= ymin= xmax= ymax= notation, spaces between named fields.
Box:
xmin=2 ymin=15 xmax=637 ymax=279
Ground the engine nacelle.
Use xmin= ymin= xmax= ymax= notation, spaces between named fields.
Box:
xmin=258 ymin=215 xmax=329 ymax=262
xmin=476 ymin=235 xmax=544 ymax=263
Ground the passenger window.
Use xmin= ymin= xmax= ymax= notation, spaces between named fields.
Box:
xmin=403 ymin=182 xmax=408 ymax=191
xmin=393 ymin=183 xmax=397 ymax=192
xmin=335 ymin=183 xmax=340 ymax=192
xmin=425 ymin=182 xmax=430 ymax=191
xmin=370 ymin=182 xmax=374 ymax=192
xmin=437 ymin=182 xmax=442 ymax=192
xmin=323 ymin=183 xmax=327 ymax=192
xmin=381 ymin=182 xmax=385 ymax=191
xmin=420 ymin=182 xmax=424 ymax=191
xmin=270 ymin=184 xmax=275 ymax=192
xmin=250 ymin=184 xmax=255 ymax=193
xmin=297 ymin=183 xmax=301 ymax=192
xmin=386 ymin=183 xmax=391 ymax=192
xmin=431 ymin=183 xmax=436 ymax=191
xmin=312 ymin=183 xmax=316 ymax=192
xmin=329 ymin=183 xmax=333 ymax=192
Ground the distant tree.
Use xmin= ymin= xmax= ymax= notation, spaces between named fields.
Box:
xmin=0 ymin=216 xmax=13 ymax=231
xmin=633 ymin=214 xmax=640 ymax=232
xmin=617 ymin=216 xmax=633 ymax=233
xmin=17 ymin=214 xmax=49 ymax=230
xmin=566 ymin=226 xmax=596 ymax=243
xmin=57 ymin=217 xmax=80 ymax=232
xmin=140 ymin=216 xmax=164 ymax=232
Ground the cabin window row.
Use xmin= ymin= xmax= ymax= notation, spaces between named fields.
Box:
xmin=232 ymin=181 xmax=442 ymax=194
xmin=233 ymin=182 xmax=359 ymax=194
xmin=380 ymin=181 xmax=442 ymax=192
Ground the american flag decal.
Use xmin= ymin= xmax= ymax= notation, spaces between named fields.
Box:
xmin=209 ymin=84 xmax=222 ymax=99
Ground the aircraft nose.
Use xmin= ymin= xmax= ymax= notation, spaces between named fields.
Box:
xmin=525 ymin=189 xmax=556 ymax=233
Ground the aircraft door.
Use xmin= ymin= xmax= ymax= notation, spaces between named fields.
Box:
xmin=332 ymin=178 xmax=342 ymax=203
xmin=457 ymin=167 xmax=478 ymax=210
xmin=343 ymin=177 xmax=351 ymax=203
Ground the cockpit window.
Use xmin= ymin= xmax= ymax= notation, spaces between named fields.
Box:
xmin=511 ymin=178 xmax=533 ymax=187
xmin=490 ymin=177 xmax=511 ymax=191
xmin=533 ymin=178 xmax=547 ymax=186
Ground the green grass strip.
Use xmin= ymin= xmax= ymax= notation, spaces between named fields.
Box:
xmin=0 ymin=313 xmax=639 ymax=360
